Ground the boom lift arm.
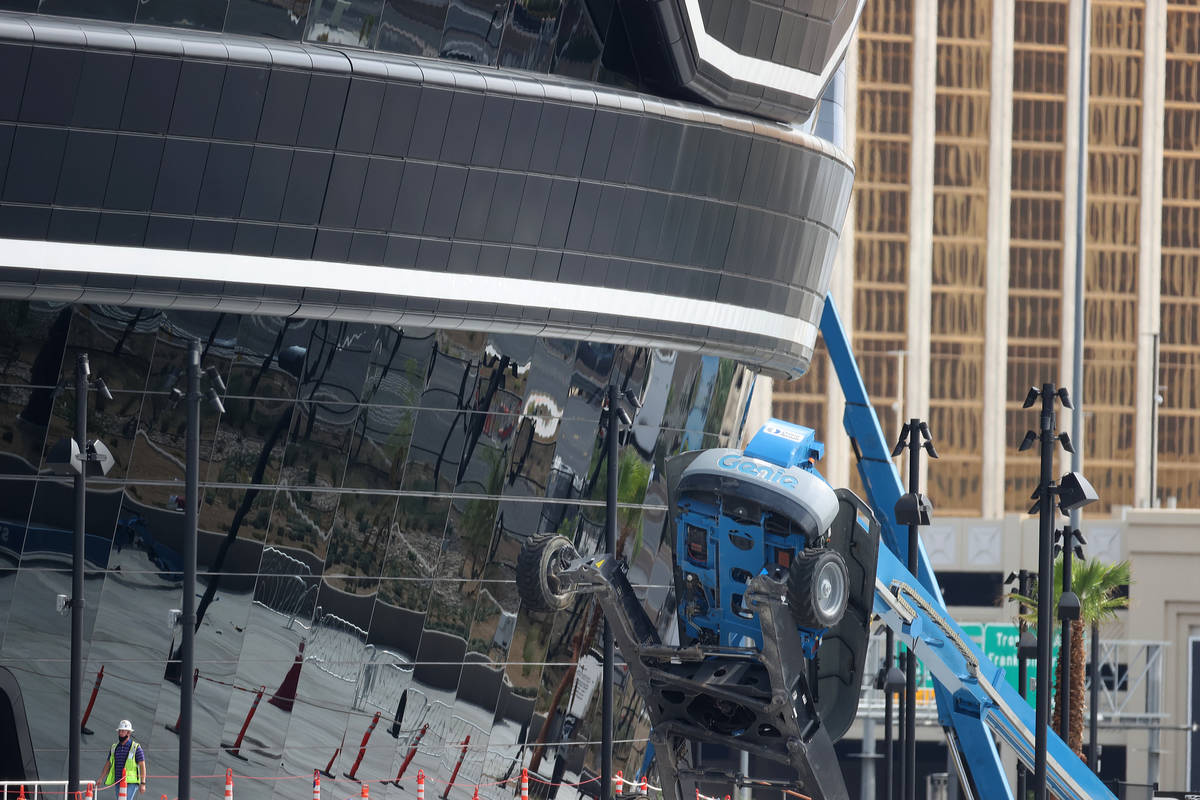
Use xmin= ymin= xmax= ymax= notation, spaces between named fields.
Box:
xmin=820 ymin=295 xmax=1116 ymax=800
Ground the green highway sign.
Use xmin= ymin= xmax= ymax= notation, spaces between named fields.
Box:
xmin=902 ymin=622 xmax=1059 ymax=707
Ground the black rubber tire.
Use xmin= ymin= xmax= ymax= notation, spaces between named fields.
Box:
xmin=516 ymin=534 xmax=576 ymax=612
xmin=787 ymin=548 xmax=850 ymax=629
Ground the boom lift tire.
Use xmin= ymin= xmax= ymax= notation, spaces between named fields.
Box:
xmin=516 ymin=534 xmax=577 ymax=612
xmin=787 ymin=549 xmax=849 ymax=629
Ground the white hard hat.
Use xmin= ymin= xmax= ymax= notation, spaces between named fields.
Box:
xmin=117 ymin=720 xmax=133 ymax=732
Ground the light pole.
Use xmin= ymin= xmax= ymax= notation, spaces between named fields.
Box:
xmin=604 ymin=384 xmax=617 ymax=800
xmin=48 ymin=354 xmax=113 ymax=798
xmin=1019 ymin=384 xmax=1097 ymax=800
xmin=891 ymin=419 xmax=936 ymax=800
xmin=176 ymin=340 xmax=225 ymax=800
xmin=875 ymin=630 xmax=905 ymax=800
xmin=601 ymin=384 xmax=639 ymax=800
xmin=1006 ymin=569 xmax=1038 ymax=800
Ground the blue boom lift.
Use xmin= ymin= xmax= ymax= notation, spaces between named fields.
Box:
xmin=517 ymin=296 xmax=1117 ymax=800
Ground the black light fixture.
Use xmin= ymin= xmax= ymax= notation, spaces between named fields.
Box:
xmin=1005 ymin=568 xmax=1036 ymax=800
xmin=1058 ymin=591 xmax=1081 ymax=621
xmin=177 ymin=339 xmax=226 ymax=800
xmin=892 ymin=418 xmax=937 ymax=800
xmin=1021 ymin=382 xmax=1096 ymax=800
xmin=601 ymin=383 xmax=638 ymax=800
xmin=894 ymin=493 xmax=932 ymax=527
xmin=1057 ymin=472 xmax=1099 ymax=514
xmin=1018 ymin=630 xmax=1038 ymax=660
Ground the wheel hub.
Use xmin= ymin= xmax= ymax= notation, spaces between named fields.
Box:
xmin=816 ymin=560 xmax=844 ymax=617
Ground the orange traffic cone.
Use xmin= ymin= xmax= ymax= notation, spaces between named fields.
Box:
xmin=118 ymin=778 xmax=127 ymax=800
xmin=360 ymin=783 xmax=368 ymax=800
xmin=224 ymin=768 xmax=234 ymax=800
xmin=416 ymin=771 xmax=425 ymax=800
xmin=520 ymin=768 xmax=529 ymax=800
xmin=312 ymin=770 xmax=320 ymax=800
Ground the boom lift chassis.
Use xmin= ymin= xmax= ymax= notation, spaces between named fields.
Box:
xmin=554 ymin=554 xmax=852 ymax=800
xmin=526 ymin=296 xmax=1118 ymax=800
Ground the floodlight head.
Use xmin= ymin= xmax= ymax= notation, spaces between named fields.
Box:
xmin=205 ymin=367 xmax=226 ymax=393
xmin=894 ymin=492 xmax=932 ymax=526
xmin=1058 ymin=591 xmax=1081 ymax=621
xmin=1058 ymin=432 xmax=1074 ymax=454
xmin=923 ymin=439 xmax=939 ymax=459
xmin=1005 ymin=572 xmax=1018 ymax=585
xmin=616 ymin=406 xmax=633 ymax=427
xmin=46 ymin=438 xmax=82 ymax=475
xmin=94 ymin=377 xmax=113 ymax=402
xmin=1018 ymin=630 xmax=1038 ymax=660
xmin=1058 ymin=471 xmax=1099 ymax=513
xmin=623 ymin=388 xmax=642 ymax=409
xmin=1019 ymin=430 xmax=1037 ymax=452
xmin=891 ymin=423 xmax=910 ymax=457
xmin=1022 ymin=387 xmax=1040 ymax=409
xmin=875 ymin=665 xmax=906 ymax=693
xmin=1073 ymin=544 xmax=1085 ymax=560
xmin=87 ymin=439 xmax=114 ymax=477
xmin=1057 ymin=387 xmax=1073 ymax=409
xmin=170 ymin=387 xmax=184 ymax=403
xmin=206 ymin=387 xmax=226 ymax=415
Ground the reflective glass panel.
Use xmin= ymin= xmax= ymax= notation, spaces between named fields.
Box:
xmin=306 ymin=0 xmax=385 ymax=46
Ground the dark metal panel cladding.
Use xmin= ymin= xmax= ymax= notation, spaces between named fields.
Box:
xmin=0 ymin=15 xmax=855 ymax=379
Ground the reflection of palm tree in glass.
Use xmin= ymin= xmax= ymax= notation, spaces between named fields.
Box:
xmin=528 ymin=442 xmax=651 ymax=771
xmin=301 ymin=321 xmax=348 ymax=441
xmin=592 ymin=448 xmax=650 ymax=559
xmin=350 ymin=330 xmax=405 ymax=463
xmin=528 ymin=601 xmax=601 ymax=774
xmin=457 ymin=355 xmax=510 ymax=485
xmin=18 ymin=307 xmax=71 ymax=428
xmin=190 ymin=332 xmax=320 ymax=635
xmin=244 ymin=318 xmax=293 ymax=419
xmin=460 ymin=447 xmax=506 ymax=579
xmin=192 ymin=403 xmax=295 ymax=635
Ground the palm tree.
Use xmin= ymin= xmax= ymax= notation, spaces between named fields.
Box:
xmin=1011 ymin=556 xmax=1130 ymax=757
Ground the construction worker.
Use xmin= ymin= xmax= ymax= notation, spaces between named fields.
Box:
xmin=97 ymin=720 xmax=147 ymax=800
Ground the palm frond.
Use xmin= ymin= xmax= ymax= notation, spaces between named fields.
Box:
xmin=1006 ymin=556 xmax=1130 ymax=632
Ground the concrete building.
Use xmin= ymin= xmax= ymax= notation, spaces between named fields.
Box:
xmin=767 ymin=1 xmax=1200 ymax=794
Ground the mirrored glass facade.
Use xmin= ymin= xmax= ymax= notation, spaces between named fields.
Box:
xmin=0 ymin=301 xmax=748 ymax=800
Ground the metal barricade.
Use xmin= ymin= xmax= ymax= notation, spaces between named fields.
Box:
xmin=0 ymin=781 xmax=96 ymax=800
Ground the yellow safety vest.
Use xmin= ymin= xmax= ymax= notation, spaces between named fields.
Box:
xmin=105 ymin=740 xmax=141 ymax=785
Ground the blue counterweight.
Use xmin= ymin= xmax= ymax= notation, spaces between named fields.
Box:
xmin=673 ymin=420 xmax=844 ymax=651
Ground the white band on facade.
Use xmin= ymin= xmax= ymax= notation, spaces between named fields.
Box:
xmin=0 ymin=238 xmax=820 ymax=352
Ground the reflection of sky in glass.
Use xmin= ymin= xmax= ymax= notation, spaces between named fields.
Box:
xmin=683 ymin=355 xmax=719 ymax=451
